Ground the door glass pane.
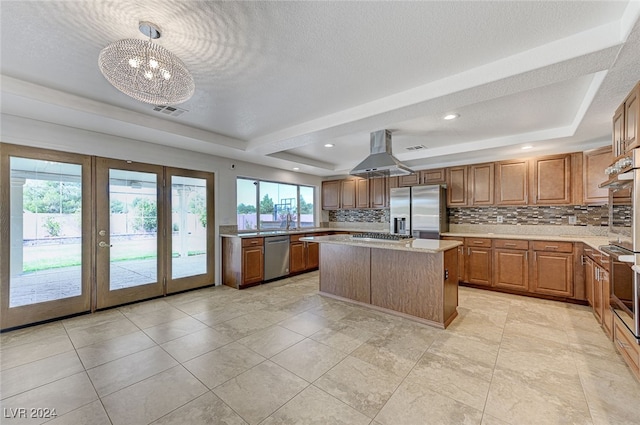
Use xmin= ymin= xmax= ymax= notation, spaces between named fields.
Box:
xmin=171 ymin=176 xmax=207 ymax=279
xmin=109 ymin=169 xmax=157 ymax=290
xmin=259 ymin=181 xmax=297 ymax=230
xmin=236 ymin=178 xmax=257 ymax=231
xmin=9 ymin=157 xmax=82 ymax=307
xmin=299 ymin=185 xmax=315 ymax=228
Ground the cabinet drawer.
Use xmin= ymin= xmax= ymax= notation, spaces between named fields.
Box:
xmin=614 ymin=315 xmax=640 ymax=379
xmin=494 ymin=239 xmax=528 ymax=250
xmin=465 ymin=238 xmax=492 ymax=248
xmin=531 ymin=241 xmax=573 ymax=253
xmin=242 ymin=237 xmax=264 ymax=247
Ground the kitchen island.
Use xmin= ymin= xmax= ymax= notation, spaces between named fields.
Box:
xmin=300 ymin=235 xmax=462 ymax=329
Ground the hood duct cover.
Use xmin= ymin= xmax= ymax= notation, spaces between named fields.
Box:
xmin=350 ymin=130 xmax=415 ymax=178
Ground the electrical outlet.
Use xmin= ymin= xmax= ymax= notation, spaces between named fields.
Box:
xmin=497 ymin=216 xmax=504 ymax=223
xmin=568 ymin=215 xmax=577 ymax=225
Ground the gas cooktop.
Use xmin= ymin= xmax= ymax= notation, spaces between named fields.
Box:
xmin=351 ymin=232 xmax=412 ymax=241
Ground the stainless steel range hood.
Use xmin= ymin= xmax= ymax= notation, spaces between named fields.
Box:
xmin=349 ymin=130 xmax=415 ymax=178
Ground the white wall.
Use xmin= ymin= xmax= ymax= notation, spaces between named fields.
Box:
xmin=1 ymin=114 xmax=324 ymax=284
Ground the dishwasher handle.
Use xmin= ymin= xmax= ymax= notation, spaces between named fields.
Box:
xmin=265 ymin=236 xmax=289 ymax=244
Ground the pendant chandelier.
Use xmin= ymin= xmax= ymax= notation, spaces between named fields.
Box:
xmin=98 ymin=21 xmax=195 ymax=105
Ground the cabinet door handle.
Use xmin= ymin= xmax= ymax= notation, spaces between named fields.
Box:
xmin=525 ymin=251 xmax=528 ymax=261
xmin=545 ymin=245 xmax=558 ymax=250
xmin=467 ymin=247 xmax=471 ymax=256
xmin=533 ymin=252 xmax=537 ymax=262
xmin=505 ymin=243 xmax=516 ymax=247
xmin=595 ymin=268 xmax=599 ymax=281
xmin=472 ymin=241 xmax=484 ymax=244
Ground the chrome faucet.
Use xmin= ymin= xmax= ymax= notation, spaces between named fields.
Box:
xmin=286 ymin=213 xmax=293 ymax=230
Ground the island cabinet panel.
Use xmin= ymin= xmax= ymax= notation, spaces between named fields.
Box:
xmin=370 ymin=249 xmax=444 ymax=323
xmin=493 ymin=240 xmax=529 ymax=292
xmin=319 ymin=244 xmax=370 ymax=303
xmin=321 ymin=180 xmax=341 ymax=210
xmin=495 ymin=160 xmax=528 ymax=205
xmin=442 ymin=236 xmax=465 ymax=283
xmin=532 ymin=154 xmax=572 ymax=205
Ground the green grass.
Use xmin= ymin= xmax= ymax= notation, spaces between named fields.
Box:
xmin=22 ymin=241 xmax=206 ymax=272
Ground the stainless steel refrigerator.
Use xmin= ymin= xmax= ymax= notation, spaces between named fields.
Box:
xmin=390 ymin=185 xmax=448 ymax=239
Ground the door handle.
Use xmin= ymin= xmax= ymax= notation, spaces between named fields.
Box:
xmin=98 ymin=241 xmax=112 ymax=248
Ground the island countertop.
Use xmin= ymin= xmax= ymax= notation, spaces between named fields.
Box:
xmin=300 ymin=234 xmax=462 ymax=253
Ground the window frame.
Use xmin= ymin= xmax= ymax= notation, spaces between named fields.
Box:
xmin=236 ymin=177 xmax=316 ymax=232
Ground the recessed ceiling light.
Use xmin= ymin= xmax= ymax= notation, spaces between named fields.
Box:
xmin=292 ymin=167 xmax=300 ymax=171
xmin=443 ymin=113 xmax=459 ymax=120
xmin=324 ymin=143 xmax=334 ymax=148
xmin=521 ymin=145 xmax=533 ymax=150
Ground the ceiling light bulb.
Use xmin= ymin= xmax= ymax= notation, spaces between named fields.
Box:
xmin=161 ymin=69 xmax=171 ymax=80
xmin=128 ymin=58 xmax=140 ymax=68
xmin=521 ymin=145 xmax=533 ymax=150
xmin=144 ymin=70 xmax=153 ymax=79
xmin=324 ymin=143 xmax=334 ymax=148
xmin=443 ymin=114 xmax=459 ymax=120
xmin=293 ymin=167 xmax=300 ymax=171
xmin=149 ymin=58 xmax=159 ymax=69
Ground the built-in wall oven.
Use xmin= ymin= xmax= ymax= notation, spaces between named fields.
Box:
xmin=605 ymin=147 xmax=640 ymax=343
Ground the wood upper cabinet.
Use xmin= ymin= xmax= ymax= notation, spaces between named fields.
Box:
xmin=446 ymin=166 xmax=468 ymax=207
xmin=398 ymin=173 xmax=420 ymax=187
xmin=495 ymin=159 xmax=528 ymax=205
xmin=465 ymin=238 xmax=492 ymax=286
xmin=531 ymin=241 xmax=574 ymax=297
xmin=469 ymin=163 xmax=494 ymax=206
xmin=613 ymin=104 xmax=625 ymax=157
xmin=624 ymin=83 xmax=639 ymax=151
xmin=493 ymin=239 xmax=529 ymax=292
xmin=341 ymin=179 xmax=357 ymax=209
xmin=356 ymin=178 xmax=369 ymax=208
xmin=387 ymin=176 xmax=399 ymax=190
xmin=321 ymin=180 xmax=341 ymax=210
xmin=421 ymin=168 xmax=446 ymax=185
xmin=369 ymin=177 xmax=387 ymax=208
xmin=583 ymin=146 xmax=612 ymax=205
xmin=532 ymin=154 xmax=571 ymax=205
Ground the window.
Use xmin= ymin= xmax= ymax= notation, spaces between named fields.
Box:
xmin=236 ymin=178 xmax=315 ymax=231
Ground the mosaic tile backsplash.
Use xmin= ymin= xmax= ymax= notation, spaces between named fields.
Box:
xmin=329 ymin=209 xmax=390 ymax=223
xmin=328 ymin=205 xmax=632 ymax=228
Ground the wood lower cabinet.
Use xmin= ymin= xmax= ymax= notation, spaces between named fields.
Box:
xmin=290 ymin=234 xmax=321 ymax=274
xmin=465 ymin=238 xmax=492 ymax=286
xmin=493 ymin=239 xmax=529 ymax=292
xmin=614 ymin=314 xmax=640 ymax=381
xmin=442 ymin=236 xmax=465 ymax=283
xmin=222 ymin=237 xmax=264 ymax=289
xmin=531 ymin=244 xmax=574 ymax=298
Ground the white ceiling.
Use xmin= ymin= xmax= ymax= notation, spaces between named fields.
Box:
xmin=2 ymin=1 xmax=640 ymax=177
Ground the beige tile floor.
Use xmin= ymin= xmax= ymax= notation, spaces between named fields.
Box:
xmin=1 ymin=271 xmax=640 ymax=425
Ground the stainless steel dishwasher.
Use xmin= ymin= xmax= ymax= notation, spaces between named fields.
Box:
xmin=263 ymin=235 xmax=290 ymax=281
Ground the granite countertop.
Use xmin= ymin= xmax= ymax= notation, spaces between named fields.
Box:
xmin=441 ymin=232 xmax=613 ymax=250
xmin=220 ymin=228 xmax=384 ymax=238
xmin=299 ymin=234 xmax=462 ymax=253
